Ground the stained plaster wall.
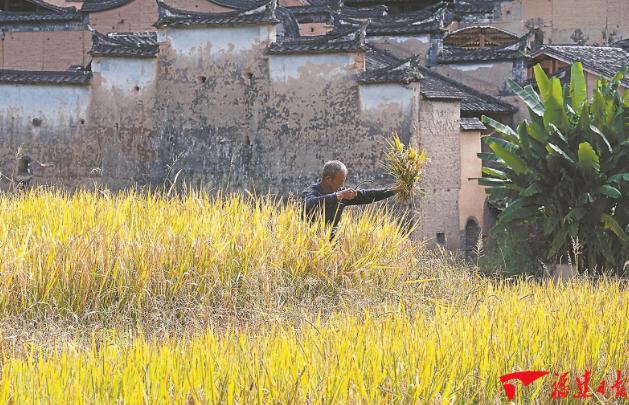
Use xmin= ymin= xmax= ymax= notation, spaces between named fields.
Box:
xmin=0 ymin=56 xmax=160 ymax=189
xmin=262 ymin=54 xmax=418 ymax=195
xmin=0 ymin=84 xmax=90 ymax=187
xmin=154 ymin=25 xmax=276 ymax=191
xmin=87 ymin=56 xmax=161 ymax=187
xmin=415 ymin=99 xmax=461 ymax=249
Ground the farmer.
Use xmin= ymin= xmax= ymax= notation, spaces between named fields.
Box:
xmin=301 ymin=160 xmax=400 ymax=239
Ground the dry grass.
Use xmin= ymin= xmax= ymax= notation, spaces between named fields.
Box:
xmin=382 ymin=133 xmax=428 ymax=203
xmin=0 ymin=189 xmax=626 ymax=403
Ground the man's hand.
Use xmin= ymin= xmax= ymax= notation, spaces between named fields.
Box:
xmin=336 ymin=188 xmax=357 ymax=201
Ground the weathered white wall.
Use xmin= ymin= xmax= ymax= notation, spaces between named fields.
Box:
xmin=160 ymin=26 xmax=275 ymax=56
xmin=0 ymin=84 xmax=89 ymax=133
xmin=269 ymin=54 xmax=354 ymax=82
xmin=92 ymin=58 xmax=158 ymax=93
xmin=359 ymin=84 xmax=415 ymax=115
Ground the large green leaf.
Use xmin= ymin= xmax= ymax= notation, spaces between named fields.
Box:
xmin=534 ymin=64 xmax=552 ymax=102
xmin=489 ymin=143 xmax=529 ymax=174
xmin=546 ymin=143 xmax=576 ymax=164
xmin=481 ymin=116 xmax=519 ymax=142
xmin=598 ymin=185 xmax=621 ymax=199
xmin=508 ymin=80 xmax=544 ymax=116
xmin=570 ymin=62 xmax=587 ymax=112
xmin=543 ymin=77 xmax=567 ymax=130
xmin=477 ymin=152 xmax=502 ymax=163
xmin=527 ymin=121 xmax=549 ymax=144
xmin=521 ymin=183 xmax=542 ymax=197
xmin=601 ymin=214 xmax=629 ymax=244
xmin=477 ymin=177 xmax=510 ymax=187
xmin=577 ymin=142 xmax=600 ymax=172
xmin=482 ymin=167 xmax=508 ymax=179
xmin=608 ymin=173 xmax=629 ymax=184
xmin=485 ymin=136 xmax=519 ymax=152
xmin=589 ymin=124 xmax=613 ymax=154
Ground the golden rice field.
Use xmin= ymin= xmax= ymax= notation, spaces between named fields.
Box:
xmin=0 ymin=189 xmax=627 ymax=404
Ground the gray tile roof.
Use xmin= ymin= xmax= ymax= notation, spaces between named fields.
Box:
xmin=421 ymin=68 xmax=515 ymax=113
xmin=0 ymin=69 xmax=91 ymax=85
xmin=81 ymin=0 xmax=134 ymax=12
xmin=210 ymin=0 xmax=268 ymax=9
xmin=0 ymin=0 xmax=83 ymax=23
xmin=530 ymin=45 xmax=629 ymax=88
xmin=359 ymin=58 xmax=423 ymax=84
xmin=438 ymin=34 xmax=528 ymax=63
xmin=339 ymin=5 xmax=388 ymax=19
xmin=363 ymin=43 xmax=514 ymax=115
xmin=275 ymin=7 xmax=301 ymax=38
xmin=268 ymin=22 xmax=367 ymax=54
xmin=0 ymin=11 xmax=83 ymax=23
xmin=364 ymin=44 xmax=402 ymax=70
xmin=334 ymin=9 xmax=446 ymax=37
xmin=90 ymin=31 xmax=159 ymax=57
xmin=460 ymin=117 xmax=486 ymax=130
xmin=155 ymin=0 xmax=279 ymax=28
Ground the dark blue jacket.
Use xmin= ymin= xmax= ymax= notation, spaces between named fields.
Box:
xmin=301 ymin=183 xmax=395 ymax=237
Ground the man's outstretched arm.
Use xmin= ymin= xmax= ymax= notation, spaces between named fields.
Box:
xmin=343 ymin=188 xmax=396 ymax=206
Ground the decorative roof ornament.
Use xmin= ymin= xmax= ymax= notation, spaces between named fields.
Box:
xmin=155 ymin=0 xmax=279 ymax=28
xmin=90 ymin=30 xmax=159 ymax=57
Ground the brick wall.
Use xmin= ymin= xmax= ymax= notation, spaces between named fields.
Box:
xmin=1 ymin=30 xmax=89 ymax=70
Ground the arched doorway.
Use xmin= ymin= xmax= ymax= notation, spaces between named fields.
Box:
xmin=464 ymin=218 xmax=481 ymax=261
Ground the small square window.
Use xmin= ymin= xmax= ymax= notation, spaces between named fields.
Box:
xmin=436 ymin=232 xmax=446 ymax=244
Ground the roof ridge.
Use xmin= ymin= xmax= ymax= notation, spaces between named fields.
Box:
xmin=155 ymin=0 xmax=279 ymax=28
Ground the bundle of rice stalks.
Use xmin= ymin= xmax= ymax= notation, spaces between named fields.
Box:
xmin=383 ymin=133 xmax=428 ymax=203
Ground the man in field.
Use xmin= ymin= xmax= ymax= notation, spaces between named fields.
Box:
xmin=301 ymin=160 xmax=400 ymax=239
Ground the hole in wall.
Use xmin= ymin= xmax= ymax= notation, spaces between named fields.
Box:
xmin=198 ymin=76 xmax=207 ymax=84
xmin=134 ymin=85 xmax=140 ymax=92
xmin=436 ymin=232 xmax=446 ymax=244
xmin=32 ymin=117 xmax=42 ymax=127
xmin=80 ymin=119 xmax=85 ymax=125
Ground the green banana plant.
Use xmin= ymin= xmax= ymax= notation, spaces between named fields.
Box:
xmin=478 ymin=62 xmax=629 ymax=274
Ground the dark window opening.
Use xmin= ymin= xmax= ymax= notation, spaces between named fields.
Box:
xmin=436 ymin=232 xmax=446 ymax=244
xmin=32 ymin=117 xmax=42 ymax=127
